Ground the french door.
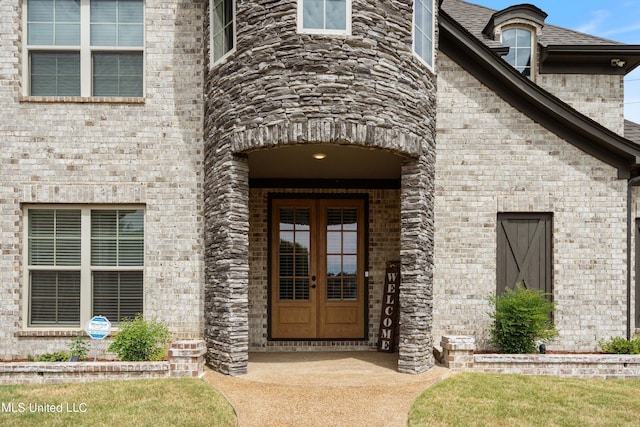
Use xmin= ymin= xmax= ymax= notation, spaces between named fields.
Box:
xmin=270 ymin=198 xmax=366 ymax=339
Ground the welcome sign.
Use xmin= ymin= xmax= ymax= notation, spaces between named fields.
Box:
xmin=377 ymin=261 xmax=400 ymax=352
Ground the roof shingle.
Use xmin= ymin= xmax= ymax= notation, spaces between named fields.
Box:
xmin=441 ymin=0 xmax=624 ymax=47
xmin=626 ymin=120 xmax=640 ymax=145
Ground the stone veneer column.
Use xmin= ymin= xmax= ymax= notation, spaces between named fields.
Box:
xmin=398 ymin=153 xmax=435 ymax=374
xmin=204 ymin=145 xmax=250 ymax=375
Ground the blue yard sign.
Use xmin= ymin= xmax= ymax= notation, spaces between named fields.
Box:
xmin=86 ymin=316 xmax=111 ymax=340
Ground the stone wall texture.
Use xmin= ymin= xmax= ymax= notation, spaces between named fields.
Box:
xmin=203 ymin=0 xmax=438 ymax=374
xmin=0 ymin=0 xmax=205 ymax=359
xmin=434 ymin=53 xmax=629 ymax=352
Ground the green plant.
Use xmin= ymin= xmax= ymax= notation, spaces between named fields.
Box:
xmin=68 ymin=334 xmax=90 ymax=360
xmin=108 ymin=314 xmax=171 ymax=361
xmin=599 ymin=335 xmax=640 ymax=354
xmin=487 ymin=283 xmax=558 ymax=354
xmin=34 ymin=352 xmax=71 ymax=362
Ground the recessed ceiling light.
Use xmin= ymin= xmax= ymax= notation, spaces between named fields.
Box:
xmin=313 ymin=153 xmax=327 ymax=160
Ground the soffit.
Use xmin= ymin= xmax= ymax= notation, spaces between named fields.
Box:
xmin=247 ymin=144 xmax=403 ymax=180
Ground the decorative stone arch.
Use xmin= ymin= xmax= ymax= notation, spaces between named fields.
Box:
xmin=204 ymin=118 xmax=435 ymax=375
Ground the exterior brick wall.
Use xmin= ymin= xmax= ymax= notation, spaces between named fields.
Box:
xmin=0 ymin=0 xmax=205 ymax=359
xmin=537 ymin=74 xmax=625 ymax=135
xmin=434 ymin=54 xmax=628 ymax=352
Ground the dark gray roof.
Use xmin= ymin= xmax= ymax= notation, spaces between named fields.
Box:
xmin=438 ymin=8 xmax=640 ymax=177
xmin=626 ymin=120 xmax=640 ymax=145
xmin=441 ymin=0 xmax=623 ymax=47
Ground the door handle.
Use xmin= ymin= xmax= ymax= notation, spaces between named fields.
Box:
xmin=312 ymin=275 xmax=316 ymax=281
xmin=311 ymin=284 xmax=316 ymax=289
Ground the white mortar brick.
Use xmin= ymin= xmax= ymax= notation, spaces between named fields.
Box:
xmin=0 ymin=0 xmax=205 ymax=359
xmin=434 ymin=54 xmax=629 ymax=352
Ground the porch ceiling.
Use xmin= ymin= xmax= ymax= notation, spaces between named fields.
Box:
xmin=247 ymin=144 xmax=402 ymax=179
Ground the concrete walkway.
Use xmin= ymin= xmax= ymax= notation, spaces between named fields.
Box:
xmin=203 ymin=352 xmax=451 ymax=427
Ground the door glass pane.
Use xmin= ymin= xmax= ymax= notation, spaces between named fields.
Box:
xmin=327 ymin=255 xmax=342 ymax=277
xmin=327 ymin=208 xmax=342 ymax=231
xmin=342 ymin=255 xmax=357 ymax=275
xmin=295 ymin=278 xmax=309 ymax=300
xmin=325 ymin=206 xmax=359 ymax=301
xmin=279 ymin=232 xmax=294 ymax=253
xmin=327 ymin=277 xmax=341 ymax=299
xmin=343 ymin=277 xmax=357 ymax=300
xmin=342 ymin=208 xmax=357 ymax=230
xmin=279 ymin=278 xmax=293 ymax=300
xmin=343 ymin=231 xmax=357 ymax=253
xmin=278 ymin=207 xmax=310 ymax=300
xmin=327 ymin=231 xmax=341 ymax=253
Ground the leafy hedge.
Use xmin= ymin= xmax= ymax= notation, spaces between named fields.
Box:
xmin=487 ymin=284 xmax=557 ymax=354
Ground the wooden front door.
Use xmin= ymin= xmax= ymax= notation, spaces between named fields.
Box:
xmin=270 ymin=198 xmax=366 ymax=339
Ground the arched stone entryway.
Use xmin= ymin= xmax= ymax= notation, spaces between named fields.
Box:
xmin=204 ymin=126 xmax=435 ymax=375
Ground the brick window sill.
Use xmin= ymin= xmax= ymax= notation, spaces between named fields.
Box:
xmin=19 ymin=96 xmax=145 ymax=104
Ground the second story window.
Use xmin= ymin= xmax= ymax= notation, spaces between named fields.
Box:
xmin=502 ymin=27 xmax=533 ymax=78
xmin=25 ymin=0 xmax=144 ymax=97
xmin=211 ymin=0 xmax=235 ymax=64
xmin=298 ymin=0 xmax=351 ymax=35
xmin=413 ymin=0 xmax=434 ymax=69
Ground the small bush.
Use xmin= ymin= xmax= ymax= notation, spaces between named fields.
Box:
xmin=34 ymin=351 xmax=71 ymax=362
xmin=69 ymin=334 xmax=90 ymax=360
xmin=599 ymin=335 xmax=640 ymax=354
xmin=487 ymin=283 xmax=558 ymax=354
xmin=108 ymin=314 xmax=171 ymax=361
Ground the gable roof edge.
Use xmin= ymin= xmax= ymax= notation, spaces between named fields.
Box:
xmin=439 ymin=9 xmax=640 ymax=179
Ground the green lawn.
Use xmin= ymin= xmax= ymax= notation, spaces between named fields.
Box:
xmin=0 ymin=378 xmax=236 ymax=427
xmin=410 ymin=373 xmax=640 ymax=426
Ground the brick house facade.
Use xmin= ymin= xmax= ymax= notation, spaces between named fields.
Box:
xmin=2 ymin=0 xmax=640 ymax=375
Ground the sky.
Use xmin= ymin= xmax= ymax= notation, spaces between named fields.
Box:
xmin=470 ymin=0 xmax=640 ymax=123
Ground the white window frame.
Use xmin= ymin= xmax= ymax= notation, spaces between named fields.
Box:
xmin=297 ymin=0 xmax=352 ymax=36
xmin=22 ymin=205 xmax=145 ymax=331
xmin=210 ymin=0 xmax=236 ymax=66
xmin=500 ymin=25 xmax=535 ymax=80
xmin=412 ymin=0 xmax=435 ymax=70
xmin=22 ymin=0 xmax=145 ymax=98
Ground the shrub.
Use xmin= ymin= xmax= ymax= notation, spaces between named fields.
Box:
xmin=34 ymin=351 xmax=71 ymax=362
xmin=69 ymin=334 xmax=90 ymax=361
xmin=599 ymin=335 xmax=640 ymax=354
xmin=108 ymin=314 xmax=171 ymax=361
xmin=487 ymin=283 xmax=558 ymax=354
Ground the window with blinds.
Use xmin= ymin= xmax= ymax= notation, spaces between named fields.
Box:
xmin=91 ymin=210 xmax=143 ymax=321
xmin=26 ymin=0 xmax=144 ymax=97
xmin=27 ymin=207 xmax=144 ymax=327
xmin=28 ymin=210 xmax=81 ymax=325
